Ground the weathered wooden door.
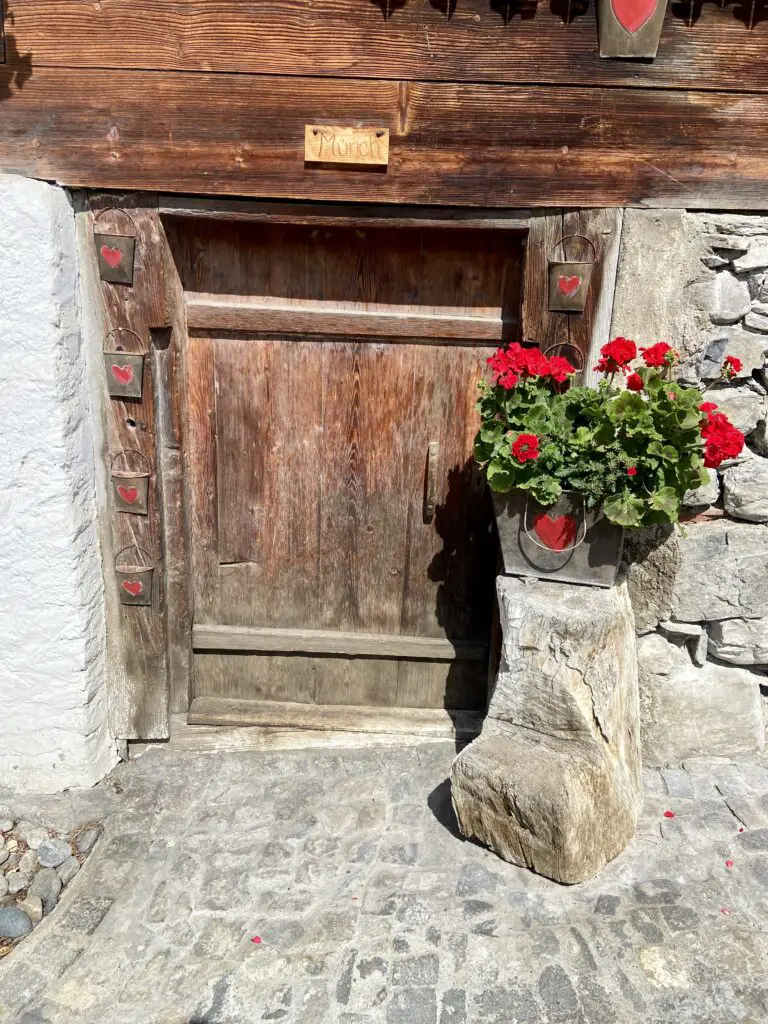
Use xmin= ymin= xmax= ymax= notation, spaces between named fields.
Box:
xmin=168 ymin=217 xmax=523 ymax=723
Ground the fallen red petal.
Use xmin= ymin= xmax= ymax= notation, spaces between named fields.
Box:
xmin=720 ymin=907 xmax=732 ymax=916
xmin=725 ymin=860 xmax=735 ymax=870
xmin=738 ymin=827 xmax=744 ymax=833
xmin=663 ymin=810 xmax=676 ymax=819
xmin=251 ymin=936 xmax=262 ymax=944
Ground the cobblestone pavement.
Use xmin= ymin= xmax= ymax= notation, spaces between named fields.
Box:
xmin=1 ymin=742 xmax=768 ymax=1024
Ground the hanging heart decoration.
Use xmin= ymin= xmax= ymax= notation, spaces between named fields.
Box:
xmin=533 ymin=513 xmax=578 ymax=552
xmin=100 ymin=244 xmax=124 ymax=268
xmin=111 ymin=364 xmax=134 ymax=386
xmin=558 ymin=275 xmax=581 ymax=298
xmin=610 ymin=0 xmax=657 ymax=33
xmin=117 ymin=485 xmax=139 ymax=504
xmin=122 ymin=580 xmax=144 ymax=597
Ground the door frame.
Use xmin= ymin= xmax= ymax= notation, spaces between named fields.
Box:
xmin=85 ymin=193 xmax=623 ymax=740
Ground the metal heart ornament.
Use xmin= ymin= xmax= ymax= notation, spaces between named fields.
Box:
xmin=610 ymin=0 xmax=657 ymax=32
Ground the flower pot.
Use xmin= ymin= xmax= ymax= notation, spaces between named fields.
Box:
xmin=115 ymin=546 xmax=154 ymax=606
xmin=597 ymin=0 xmax=666 ymax=59
xmin=548 ymin=235 xmax=596 ymax=313
xmin=492 ymin=489 xmax=624 ymax=588
xmin=110 ymin=451 xmax=151 ymax=515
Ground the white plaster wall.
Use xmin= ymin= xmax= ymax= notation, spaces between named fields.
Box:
xmin=0 ymin=173 xmax=116 ymax=792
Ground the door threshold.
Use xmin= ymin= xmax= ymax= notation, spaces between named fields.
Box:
xmin=187 ymin=696 xmax=483 ymax=739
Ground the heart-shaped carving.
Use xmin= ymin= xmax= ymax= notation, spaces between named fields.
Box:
xmin=117 ymin=485 xmax=139 ymax=504
xmin=533 ymin=512 xmax=578 ymax=552
xmin=100 ymin=244 xmax=123 ymax=268
xmin=110 ymin=364 xmax=134 ymax=385
xmin=558 ymin=274 xmax=581 ymax=298
xmin=121 ymin=579 xmax=144 ymax=597
xmin=610 ymin=0 xmax=657 ymax=33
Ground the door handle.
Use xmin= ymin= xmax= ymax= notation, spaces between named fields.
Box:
xmin=424 ymin=441 xmax=439 ymax=524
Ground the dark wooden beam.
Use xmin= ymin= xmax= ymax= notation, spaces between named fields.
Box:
xmin=6 ymin=0 xmax=768 ymax=93
xmin=1 ymin=68 xmax=767 ymax=208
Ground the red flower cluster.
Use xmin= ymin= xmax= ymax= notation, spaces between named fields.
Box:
xmin=627 ymin=466 xmax=638 ymax=477
xmin=699 ymin=404 xmax=744 ymax=468
xmin=594 ymin=337 xmax=637 ymax=375
xmin=721 ymin=355 xmax=743 ymax=381
xmin=626 ymin=372 xmax=644 ymax=392
xmin=641 ymin=342 xmax=676 ymax=368
xmin=487 ymin=344 xmax=576 ymax=391
xmin=511 ymin=433 xmax=540 ymax=463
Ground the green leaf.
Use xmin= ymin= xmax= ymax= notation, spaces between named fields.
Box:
xmin=648 ymin=485 xmax=681 ymax=521
xmin=486 ymin=460 xmax=515 ymax=493
xmin=602 ymin=493 xmax=645 ymax=528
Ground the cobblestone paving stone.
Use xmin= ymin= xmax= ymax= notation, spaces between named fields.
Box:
xmin=1 ymin=743 xmax=767 ymax=1023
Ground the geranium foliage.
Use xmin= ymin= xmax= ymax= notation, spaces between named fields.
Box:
xmin=475 ymin=338 xmax=745 ymax=528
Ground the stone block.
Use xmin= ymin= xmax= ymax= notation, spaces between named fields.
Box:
xmin=451 ymin=577 xmax=642 ymax=885
xmin=722 ymin=457 xmax=768 ymax=522
xmin=682 ymin=468 xmax=720 ymax=509
xmin=699 ymin=330 xmax=768 ymax=379
xmin=638 ymin=633 xmax=765 ymax=765
xmin=709 ymin=273 xmax=751 ymax=325
xmin=623 ymin=525 xmax=680 ymax=631
xmin=704 ymin=385 xmax=765 ymax=434
xmin=732 ymin=240 xmax=768 ymax=272
xmin=708 ymin=618 xmax=768 ymax=666
xmin=670 ymin=519 xmax=768 ymax=622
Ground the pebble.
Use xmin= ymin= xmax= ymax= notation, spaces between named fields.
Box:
xmin=17 ymin=894 xmax=43 ymax=924
xmin=19 ymin=850 xmax=38 ymax=876
xmin=56 ymin=856 xmax=80 ymax=887
xmin=0 ymin=849 xmax=8 ymax=867
xmin=0 ymin=820 xmax=14 ymax=834
xmin=6 ymin=872 xmax=29 ymax=895
xmin=4 ymin=854 xmax=20 ymax=872
xmin=0 ymin=875 xmax=7 ymax=898
xmin=76 ymin=828 xmax=100 ymax=856
xmin=5 ymin=839 xmax=18 ymax=853
xmin=16 ymin=823 xmax=48 ymax=851
xmin=29 ymin=868 xmax=62 ymax=914
xmin=37 ymin=838 xmax=71 ymax=869
xmin=0 ymin=907 xmax=33 ymax=938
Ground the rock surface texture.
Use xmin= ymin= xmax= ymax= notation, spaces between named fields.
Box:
xmin=638 ymin=634 xmax=765 ymax=766
xmin=451 ymin=577 xmax=642 ymax=885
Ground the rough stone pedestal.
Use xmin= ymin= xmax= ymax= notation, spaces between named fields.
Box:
xmin=451 ymin=577 xmax=642 ymax=885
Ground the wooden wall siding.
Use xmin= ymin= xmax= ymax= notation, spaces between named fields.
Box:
xmin=1 ymin=69 xmax=766 ymax=208
xmin=83 ymin=196 xmax=172 ymax=739
xmin=6 ymin=0 xmax=768 ymax=93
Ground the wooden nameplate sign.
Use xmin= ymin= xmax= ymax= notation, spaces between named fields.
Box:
xmin=305 ymin=126 xmax=389 ymax=167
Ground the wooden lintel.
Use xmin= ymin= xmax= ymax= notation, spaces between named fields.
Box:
xmin=192 ymin=623 xmax=489 ymax=661
xmin=187 ymin=696 xmax=484 ymax=738
xmin=160 ymin=196 xmax=533 ymax=230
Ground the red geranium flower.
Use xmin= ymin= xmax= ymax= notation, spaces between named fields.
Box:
xmin=546 ymin=354 xmax=577 ymax=383
xmin=721 ymin=355 xmax=743 ymax=381
xmin=511 ymin=433 xmax=540 ymax=463
xmin=699 ymin=401 xmax=719 ymax=413
xmin=594 ymin=337 xmax=637 ymax=375
xmin=641 ymin=342 xmax=676 ymax=368
xmin=700 ymin=409 xmax=744 ymax=468
xmin=627 ymin=466 xmax=638 ymax=476
xmin=626 ymin=372 xmax=644 ymax=392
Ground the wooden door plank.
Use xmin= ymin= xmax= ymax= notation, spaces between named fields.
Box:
xmin=7 ymin=0 xmax=768 ymax=94
xmin=188 ymin=695 xmax=483 ymax=738
xmin=2 ymin=70 xmax=768 ymax=208
xmin=192 ymin=623 xmax=487 ymax=659
xmin=185 ymin=295 xmax=508 ymax=341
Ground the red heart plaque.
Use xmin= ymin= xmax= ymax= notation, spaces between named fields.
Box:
xmin=611 ymin=0 xmax=657 ymax=33
xmin=101 ymin=244 xmax=123 ymax=269
xmin=533 ymin=513 xmax=578 ymax=552
xmin=558 ymin=275 xmax=581 ymax=298
xmin=117 ymin=485 xmax=139 ymax=504
xmin=122 ymin=579 xmax=144 ymax=597
xmin=110 ymin=364 xmax=134 ymax=385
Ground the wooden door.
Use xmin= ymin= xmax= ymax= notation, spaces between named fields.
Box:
xmin=168 ymin=217 xmax=523 ymax=720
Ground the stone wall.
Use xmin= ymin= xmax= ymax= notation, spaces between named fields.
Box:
xmin=0 ymin=174 xmax=116 ymax=793
xmin=613 ymin=211 xmax=768 ymax=765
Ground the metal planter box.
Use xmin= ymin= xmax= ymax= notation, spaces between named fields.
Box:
xmin=492 ymin=489 xmax=624 ymax=589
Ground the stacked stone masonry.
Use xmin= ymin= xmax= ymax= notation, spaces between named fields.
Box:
xmin=614 ymin=211 xmax=768 ymax=767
